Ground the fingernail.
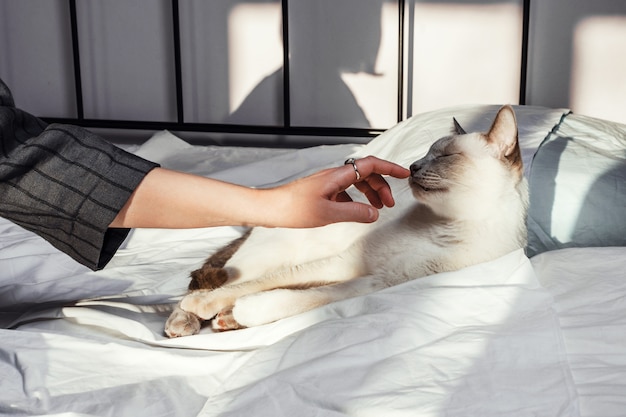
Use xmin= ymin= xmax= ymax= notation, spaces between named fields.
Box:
xmin=368 ymin=207 xmax=378 ymax=221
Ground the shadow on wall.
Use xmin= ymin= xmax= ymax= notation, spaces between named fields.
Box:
xmin=226 ymin=0 xmax=383 ymax=129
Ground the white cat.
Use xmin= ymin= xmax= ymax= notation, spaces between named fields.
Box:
xmin=165 ymin=105 xmax=528 ymax=337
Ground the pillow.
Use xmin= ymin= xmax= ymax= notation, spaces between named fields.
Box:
xmin=527 ymin=113 xmax=626 ymax=257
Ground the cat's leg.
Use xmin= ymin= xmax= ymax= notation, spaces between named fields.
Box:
xmin=212 ymin=273 xmax=399 ymax=330
xmin=179 ymin=250 xmax=366 ymax=323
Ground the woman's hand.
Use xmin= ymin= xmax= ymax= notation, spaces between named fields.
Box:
xmin=263 ymin=156 xmax=410 ymax=228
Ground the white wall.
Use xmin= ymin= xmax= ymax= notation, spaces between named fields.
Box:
xmin=0 ymin=0 xmax=75 ymax=117
xmin=527 ymin=0 xmax=626 ymax=124
xmin=407 ymin=0 xmax=523 ymax=116
xmin=1 ymin=0 xmax=625 ymax=133
xmin=76 ymin=0 xmax=178 ymax=122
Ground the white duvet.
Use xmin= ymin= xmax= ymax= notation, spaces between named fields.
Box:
xmin=1 ymin=105 xmax=624 ymax=417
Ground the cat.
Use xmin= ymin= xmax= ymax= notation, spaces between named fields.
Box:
xmin=165 ymin=105 xmax=528 ymax=338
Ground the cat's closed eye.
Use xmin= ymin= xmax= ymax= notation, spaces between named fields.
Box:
xmin=436 ymin=152 xmax=460 ymax=159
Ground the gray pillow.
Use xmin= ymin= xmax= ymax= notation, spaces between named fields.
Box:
xmin=526 ymin=113 xmax=626 ymax=257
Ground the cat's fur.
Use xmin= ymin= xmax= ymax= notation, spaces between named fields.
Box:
xmin=165 ymin=105 xmax=528 ymax=338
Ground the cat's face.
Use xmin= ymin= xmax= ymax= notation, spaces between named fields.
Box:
xmin=408 ymin=105 xmax=523 ymax=220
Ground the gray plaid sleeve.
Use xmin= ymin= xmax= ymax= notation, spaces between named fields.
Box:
xmin=1 ymin=79 xmax=159 ymax=270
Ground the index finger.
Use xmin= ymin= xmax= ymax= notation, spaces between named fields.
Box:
xmin=348 ymin=155 xmax=410 ymax=180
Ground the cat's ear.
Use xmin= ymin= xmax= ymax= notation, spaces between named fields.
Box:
xmin=487 ymin=105 xmax=519 ymax=161
xmin=453 ymin=117 xmax=466 ymax=135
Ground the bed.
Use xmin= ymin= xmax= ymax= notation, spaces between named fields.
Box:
xmin=1 ymin=104 xmax=625 ymax=417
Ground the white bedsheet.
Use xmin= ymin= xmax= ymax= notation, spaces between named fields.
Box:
xmin=532 ymin=247 xmax=626 ymax=417
xmin=1 ymin=249 xmax=579 ymax=417
xmin=3 ymin=105 xmax=623 ymax=416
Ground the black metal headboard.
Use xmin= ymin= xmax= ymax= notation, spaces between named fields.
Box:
xmin=43 ymin=0 xmax=530 ymax=145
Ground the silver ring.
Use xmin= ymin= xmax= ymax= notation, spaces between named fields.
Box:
xmin=344 ymin=158 xmax=361 ymax=181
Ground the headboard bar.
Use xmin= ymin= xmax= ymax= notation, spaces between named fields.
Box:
xmin=42 ymin=117 xmax=384 ymax=139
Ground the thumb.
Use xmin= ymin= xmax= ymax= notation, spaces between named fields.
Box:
xmin=326 ymin=201 xmax=380 ymax=224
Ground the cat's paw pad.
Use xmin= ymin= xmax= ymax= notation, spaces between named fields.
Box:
xmin=211 ymin=307 xmax=245 ymax=331
xmin=164 ymin=305 xmax=202 ymax=338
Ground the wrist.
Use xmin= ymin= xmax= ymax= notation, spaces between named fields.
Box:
xmin=249 ymin=186 xmax=294 ymax=228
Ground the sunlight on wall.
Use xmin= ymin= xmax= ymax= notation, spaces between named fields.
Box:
xmin=228 ymin=4 xmax=283 ymax=116
xmin=341 ymin=3 xmax=399 ymax=129
xmin=410 ymin=3 xmax=522 ymax=115
xmin=571 ymin=16 xmax=626 ymax=125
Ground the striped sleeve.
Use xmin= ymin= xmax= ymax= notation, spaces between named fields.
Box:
xmin=0 ymin=79 xmax=159 ymax=270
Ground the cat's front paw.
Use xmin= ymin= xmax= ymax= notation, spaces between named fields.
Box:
xmin=165 ymin=305 xmax=201 ymax=338
xmin=179 ymin=289 xmax=233 ymax=321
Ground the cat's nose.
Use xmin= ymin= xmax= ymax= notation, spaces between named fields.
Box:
xmin=410 ymin=162 xmax=421 ymax=176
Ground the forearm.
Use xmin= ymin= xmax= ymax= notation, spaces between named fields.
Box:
xmin=110 ymin=168 xmax=274 ymax=229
